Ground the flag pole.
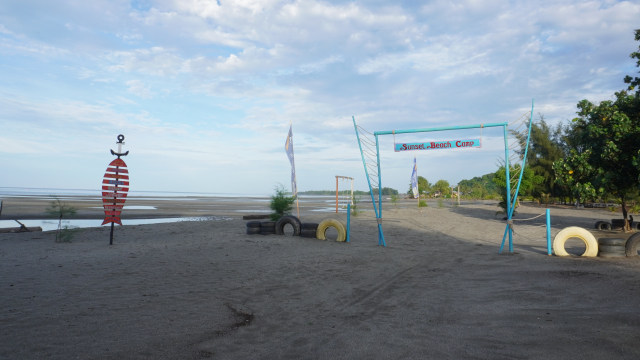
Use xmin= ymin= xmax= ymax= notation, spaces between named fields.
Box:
xmin=286 ymin=121 xmax=300 ymax=219
xmin=295 ymin=187 xmax=300 ymax=219
xmin=293 ymin=121 xmax=300 ymax=219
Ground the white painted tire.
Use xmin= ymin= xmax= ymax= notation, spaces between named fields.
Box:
xmin=553 ymin=226 xmax=599 ymax=257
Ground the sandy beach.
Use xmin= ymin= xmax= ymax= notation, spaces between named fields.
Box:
xmin=1 ymin=195 xmax=640 ymax=359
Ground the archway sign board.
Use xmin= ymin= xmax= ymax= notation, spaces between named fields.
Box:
xmin=394 ymin=139 xmax=480 ymax=152
xmin=353 ymin=100 xmax=534 ymax=253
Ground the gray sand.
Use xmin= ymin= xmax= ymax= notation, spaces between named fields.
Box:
xmin=1 ymin=197 xmax=640 ymax=359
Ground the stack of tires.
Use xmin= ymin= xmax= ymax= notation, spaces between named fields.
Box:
xmin=245 ymin=220 xmax=277 ymax=235
xmin=245 ymin=216 xmax=347 ymax=242
xmin=597 ymin=238 xmax=626 ymax=258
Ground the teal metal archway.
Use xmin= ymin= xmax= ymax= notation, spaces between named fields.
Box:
xmin=353 ymin=101 xmax=534 ymax=252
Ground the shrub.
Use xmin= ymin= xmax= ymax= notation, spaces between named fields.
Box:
xmin=46 ymin=198 xmax=78 ymax=243
xmin=269 ymin=185 xmax=296 ymax=221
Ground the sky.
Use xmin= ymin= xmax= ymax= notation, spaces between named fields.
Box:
xmin=0 ymin=0 xmax=639 ymax=196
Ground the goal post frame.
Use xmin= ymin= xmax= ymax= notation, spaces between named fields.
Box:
xmin=355 ymin=117 xmax=528 ymax=251
xmin=335 ymin=175 xmax=354 ymax=213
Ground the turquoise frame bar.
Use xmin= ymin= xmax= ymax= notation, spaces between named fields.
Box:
xmin=353 ymin=116 xmax=386 ymax=246
xmin=500 ymin=100 xmax=534 ymax=253
xmin=546 ymin=208 xmax=552 ymax=255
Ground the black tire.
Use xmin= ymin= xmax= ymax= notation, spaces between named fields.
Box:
xmin=260 ymin=221 xmax=276 ymax=235
xmin=598 ymin=244 xmax=626 ymax=253
xmin=246 ymin=221 xmax=261 ymax=235
xmin=599 ymin=247 xmax=626 ymax=257
xmin=300 ymin=229 xmax=318 ymax=238
xmin=611 ymin=219 xmax=625 ymax=229
xmin=595 ymin=221 xmax=612 ymax=230
xmin=625 ymin=233 xmax=640 ymax=257
xmin=598 ymin=238 xmax=626 ymax=257
xmin=275 ymin=216 xmax=302 ymax=236
xmin=246 ymin=221 xmax=261 ymax=228
xmin=636 ymin=223 xmax=640 ymax=231
xmin=598 ymin=238 xmax=626 ymax=246
xmin=301 ymin=222 xmax=319 ymax=231
xmin=246 ymin=227 xmax=261 ymax=235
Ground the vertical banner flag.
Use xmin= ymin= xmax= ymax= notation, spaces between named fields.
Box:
xmin=285 ymin=124 xmax=297 ymax=195
xmin=411 ymin=156 xmax=419 ymax=198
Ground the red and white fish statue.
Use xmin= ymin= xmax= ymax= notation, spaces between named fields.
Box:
xmin=102 ymin=135 xmax=129 ymax=244
xmin=101 ymin=158 xmax=129 ymax=225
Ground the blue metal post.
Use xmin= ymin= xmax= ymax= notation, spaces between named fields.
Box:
xmin=375 ymin=134 xmax=386 ymax=246
xmin=500 ymin=124 xmax=512 ymax=253
xmin=352 ymin=116 xmax=385 ymax=246
xmin=501 ymin=100 xmax=535 ymax=253
xmin=346 ymin=203 xmax=351 ymax=243
xmin=546 ymin=208 xmax=552 ymax=255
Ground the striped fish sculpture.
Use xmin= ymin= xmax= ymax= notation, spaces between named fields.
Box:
xmin=102 ymin=158 xmax=129 ymax=225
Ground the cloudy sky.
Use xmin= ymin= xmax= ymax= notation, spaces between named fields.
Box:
xmin=1 ymin=0 xmax=638 ymax=196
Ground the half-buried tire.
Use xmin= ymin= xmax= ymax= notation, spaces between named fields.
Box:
xmin=552 ymin=226 xmax=598 ymax=257
xmin=300 ymin=223 xmax=319 ymax=238
xmin=625 ymin=233 xmax=640 ymax=257
xmin=316 ymin=218 xmax=347 ymax=242
xmin=246 ymin=221 xmax=261 ymax=235
xmin=275 ymin=216 xmax=302 ymax=236
xmin=260 ymin=221 xmax=276 ymax=235
xmin=595 ymin=221 xmax=612 ymax=231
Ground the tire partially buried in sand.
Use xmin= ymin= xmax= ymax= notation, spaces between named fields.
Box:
xmin=553 ymin=226 xmax=599 ymax=257
xmin=316 ymin=219 xmax=347 ymax=242
xmin=275 ymin=216 xmax=302 ymax=236
xmin=626 ymin=233 xmax=640 ymax=257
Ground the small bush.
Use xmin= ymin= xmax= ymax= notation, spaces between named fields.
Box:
xmin=390 ymin=194 xmax=398 ymax=208
xmin=269 ymin=185 xmax=296 ymax=221
xmin=419 ymin=199 xmax=428 ymax=207
xmin=351 ymin=196 xmax=361 ymax=216
xmin=46 ymin=198 xmax=78 ymax=243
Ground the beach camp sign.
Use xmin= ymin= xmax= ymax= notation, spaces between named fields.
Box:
xmin=102 ymin=134 xmax=129 ymax=245
xmin=394 ymin=139 xmax=480 ymax=152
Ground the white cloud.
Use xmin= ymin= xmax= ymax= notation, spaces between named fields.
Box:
xmin=126 ymin=79 xmax=153 ymax=98
xmin=0 ymin=0 xmax=639 ymax=194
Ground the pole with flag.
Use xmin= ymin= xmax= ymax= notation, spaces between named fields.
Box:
xmin=285 ymin=123 xmax=300 ymax=218
xmin=411 ymin=156 xmax=419 ymax=207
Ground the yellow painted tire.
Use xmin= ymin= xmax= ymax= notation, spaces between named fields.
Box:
xmin=553 ymin=226 xmax=598 ymax=257
xmin=316 ymin=219 xmax=347 ymax=242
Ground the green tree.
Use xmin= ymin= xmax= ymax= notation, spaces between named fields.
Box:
xmin=493 ymin=164 xmax=542 ymax=214
xmin=407 ymin=176 xmax=431 ymax=198
xmin=371 ymin=187 xmax=399 ymax=196
xmin=269 ymin=185 xmax=296 ymax=221
xmin=432 ymin=179 xmax=450 ymax=197
xmin=513 ymin=115 xmax=565 ymax=202
xmin=624 ymin=29 xmax=640 ymax=94
xmin=458 ymin=173 xmax=500 ymax=199
xmin=554 ymin=92 xmax=640 ymax=230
